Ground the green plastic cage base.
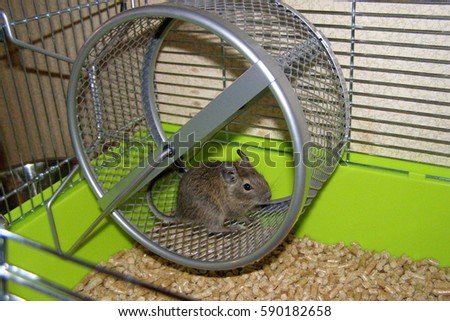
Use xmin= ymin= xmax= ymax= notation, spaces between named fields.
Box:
xmin=295 ymin=162 xmax=450 ymax=266
xmin=6 ymin=180 xmax=134 ymax=300
xmin=6 ymin=157 xmax=450 ymax=300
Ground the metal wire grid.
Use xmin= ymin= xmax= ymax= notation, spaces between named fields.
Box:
xmin=151 ymin=22 xmax=256 ymax=134
xmin=167 ymin=0 xmax=349 ymax=206
xmin=76 ymin=16 xmax=175 ymax=196
xmin=72 ymin=9 xmax=296 ymax=264
xmin=69 ymin=1 xmax=348 ymax=265
xmin=147 ymin=204 xmax=288 ymax=262
xmin=297 ymin=0 xmax=450 ymax=172
xmin=144 ymin=168 xmax=288 ymax=261
xmin=0 ymin=0 xmax=144 ymax=225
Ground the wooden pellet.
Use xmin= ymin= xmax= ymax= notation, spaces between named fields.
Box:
xmin=75 ymin=236 xmax=450 ymax=301
xmin=364 ymin=260 xmax=378 ymax=275
xmin=338 ymin=262 xmax=353 ymax=269
xmin=350 ymin=277 xmax=362 ymax=288
xmin=360 ymin=274 xmax=369 ymax=282
xmin=82 ymin=274 xmax=103 ymax=292
xmin=425 ymin=258 xmax=440 ymax=267
xmin=432 ymin=288 xmax=450 ymax=296
xmin=406 ymin=270 xmax=426 ymax=280
xmin=328 ymin=285 xmax=340 ymax=299
xmin=311 ymin=283 xmax=319 ymax=299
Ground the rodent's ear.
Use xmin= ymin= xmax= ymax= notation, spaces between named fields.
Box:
xmin=221 ymin=163 xmax=237 ymax=184
xmin=237 ymin=149 xmax=250 ymax=163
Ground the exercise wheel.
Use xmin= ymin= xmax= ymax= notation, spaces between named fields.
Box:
xmin=67 ymin=0 xmax=349 ymax=270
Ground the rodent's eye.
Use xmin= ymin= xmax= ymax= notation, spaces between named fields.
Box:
xmin=243 ymin=183 xmax=253 ymax=191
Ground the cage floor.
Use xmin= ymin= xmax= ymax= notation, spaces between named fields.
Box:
xmin=75 ymin=235 xmax=450 ymax=301
xmin=7 ymin=161 xmax=449 ymax=300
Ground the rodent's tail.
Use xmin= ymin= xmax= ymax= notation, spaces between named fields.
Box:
xmin=146 ymin=183 xmax=178 ymax=223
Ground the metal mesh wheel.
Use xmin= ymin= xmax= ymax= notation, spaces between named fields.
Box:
xmin=67 ymin=1 xmax=349 ymax=270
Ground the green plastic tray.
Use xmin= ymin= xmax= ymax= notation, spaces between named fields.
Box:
xmin=6 ymin=154 xmax=450 ymax=300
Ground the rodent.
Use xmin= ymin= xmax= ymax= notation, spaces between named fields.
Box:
xmin=146 ymin=149 xmax=271 ymax=233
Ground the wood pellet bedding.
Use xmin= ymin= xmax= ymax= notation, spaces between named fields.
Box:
xmin=75 ymin=235 xmax=450 ymax=301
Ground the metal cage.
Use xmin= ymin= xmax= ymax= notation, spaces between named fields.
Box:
xmin=0 ymin=0 xmax=449 ymax=299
